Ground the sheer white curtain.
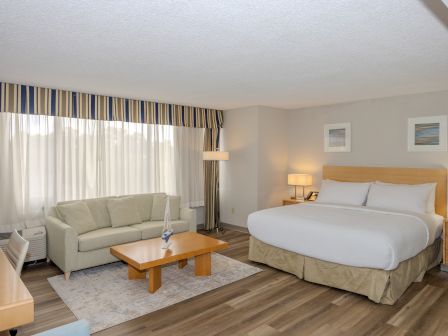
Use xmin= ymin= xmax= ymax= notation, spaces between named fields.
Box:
xmin=0 ymin=112 xmax=204 ymax=232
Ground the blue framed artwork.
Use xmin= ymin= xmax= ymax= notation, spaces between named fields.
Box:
xmin=408 ymin=116 xmax=447 ymax=152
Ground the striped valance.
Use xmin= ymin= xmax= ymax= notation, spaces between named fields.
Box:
xmin=0 ymin=82 xmax=223 ymax=128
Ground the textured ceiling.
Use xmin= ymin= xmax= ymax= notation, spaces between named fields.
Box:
xmin=0 ymin=0 xmax=447 ymax=110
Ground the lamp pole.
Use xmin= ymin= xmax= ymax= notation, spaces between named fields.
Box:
xmin=203 ymin=150 xmax=229 ymax=233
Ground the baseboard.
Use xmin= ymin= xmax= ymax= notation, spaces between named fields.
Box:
xmin=441 ymin=264 xmax=448 ymax=272
xmin=222 ymin=223 xmax=249 ymax=233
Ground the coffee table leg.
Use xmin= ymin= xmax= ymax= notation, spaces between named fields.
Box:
xmin=149 ymin=266 xmax=161 ymax=293
xmin=195 ymin=253 xmax=211 ymax=276
xmin=178 ymin=258 xmax=188 ymax=269
xmin=128 ymin=264 xmax=146 ymax=280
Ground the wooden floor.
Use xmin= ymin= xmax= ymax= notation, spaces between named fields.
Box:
xmin=9 ymin=229 xmax=448 ymax=336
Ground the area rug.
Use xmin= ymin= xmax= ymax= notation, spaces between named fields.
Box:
xmin=48 ymin=253 xmax=262 ymax=333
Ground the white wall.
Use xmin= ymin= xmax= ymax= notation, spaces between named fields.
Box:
xmin=221 ymin=90 xmax=448 ymax=227
xmin=287 ymin=90 xmax=448 ymax=191
xmin=221 ymin=106 xmax=288 ymax=227
xmin=221 ymin=107 xmax=260 ymax=227
xmin=257 ymin=106 xmax=289 ymax=209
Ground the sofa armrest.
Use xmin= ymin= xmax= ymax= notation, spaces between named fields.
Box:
xmin=45 ymin=216 xmax=78 ymax=273
xmin=180 ymin=207 xmax=197 ymax=232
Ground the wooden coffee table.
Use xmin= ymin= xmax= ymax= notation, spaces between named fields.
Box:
xmin=110 ymin=232 xmax=229 ymax=293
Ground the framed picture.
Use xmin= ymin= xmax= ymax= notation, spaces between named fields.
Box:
xmin=324 ymin=122 xmax=351 ymax=152
xmin=408 ymin=116 xmax=447 ymax=152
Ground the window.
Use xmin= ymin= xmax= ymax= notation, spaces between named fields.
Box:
xmin=0 ymin=112 xmax=204 ymax=230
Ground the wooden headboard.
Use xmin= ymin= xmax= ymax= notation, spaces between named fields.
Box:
xmin=322 ymin=165 xmax=447 ymax=218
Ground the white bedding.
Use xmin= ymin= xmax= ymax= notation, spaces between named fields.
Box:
xmin=247 ymin=203 xmax=443 ymax=270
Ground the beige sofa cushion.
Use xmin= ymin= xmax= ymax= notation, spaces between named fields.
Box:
xmin=131 ymin=220 xmax=189 ymax=240
xmin=58 ymin=197 xmax=113 ymax=229
xmin=107 ymin=197 xmax=142 ymax=227
xmin=150 ymin=195 xmax=181 ymax=221
xmin=57 ymin=201 xmax=97 ymax=235
xmin=78 ymin=227 xmax=141 ymax=252
xmin=169 ymin=196 xmax=181 ymax=220
xmin=131 ymin=222 xmax=163 ymax=240
xmin=130 ymin=193 xmax=165 ymax=221
xmin=171 ymin=220 xmax=188 ymax=233
xmin=84 ymin=197 xmax=113 ymax=228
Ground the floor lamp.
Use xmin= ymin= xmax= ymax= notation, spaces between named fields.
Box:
xmin=203 ymin=151 xmax=229 ymax=232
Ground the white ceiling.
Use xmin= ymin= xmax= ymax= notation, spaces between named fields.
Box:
xmin=0 ymin=0 xmax=447 ymax=110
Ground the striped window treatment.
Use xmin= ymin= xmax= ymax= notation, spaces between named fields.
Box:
xmin=0 ymin=82 xmax=223 ymax=128
xmin=0 ymin=82 xmax=223 ymax=232
xmin=203 ymin=128 xmax=221 ymax=231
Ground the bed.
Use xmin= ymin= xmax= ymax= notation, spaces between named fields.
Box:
xmin=247 ymin=166 xmax=447 ymax=304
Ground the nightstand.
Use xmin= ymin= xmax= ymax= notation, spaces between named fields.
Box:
xmin=283 ymin=199 xmax=304 ymax=206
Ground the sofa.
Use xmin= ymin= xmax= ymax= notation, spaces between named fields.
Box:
xmin=46 ymin=193 xmax=196 ymax=279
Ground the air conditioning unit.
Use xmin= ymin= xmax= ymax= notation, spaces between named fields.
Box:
xmin=0 ymin=226 xmax=47 ymax=262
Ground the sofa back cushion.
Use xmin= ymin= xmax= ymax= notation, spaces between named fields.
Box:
xmin=107 ymin=197 xmax=142 ymax=227
xmin=84 ymin=197 xmax=113 ymax=228
xmin=151 ymin=195 xmax=181 ymax=221
xmin=57 ymin=201 xmax=97 ymax=235
xmin=129 ymin=193 xmax=165 ymax=221
xmin=169 ymin=196 xmax=181 ymax=220
xmin=57 ymin=197 xmax=113 ymax=229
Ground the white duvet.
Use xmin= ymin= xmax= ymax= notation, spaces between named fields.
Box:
xmin=247 ymin=203 xmax=443 ymax=270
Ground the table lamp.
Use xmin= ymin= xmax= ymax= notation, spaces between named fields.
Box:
xmin=288 ymin=174 xmax=312 ymax=200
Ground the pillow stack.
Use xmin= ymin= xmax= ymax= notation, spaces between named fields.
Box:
xmin=316 ymin=179 xmax=436 ymax=215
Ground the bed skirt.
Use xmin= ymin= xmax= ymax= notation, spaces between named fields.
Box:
xmin=248 ymin=236 xmax=442 ymax=305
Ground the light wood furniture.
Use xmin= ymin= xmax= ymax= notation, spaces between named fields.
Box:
xmin=323 ymin=165 xmax=447 ymax=217
xmin=110 ymin=232 xmax=229 ymax=293
xmin=282 ymin=199 xmax=303 ymax=206
xmin=282 ymin=199 xmax=315 ymax=206
xmin=0 ymin=250 xmax=34 ymax=332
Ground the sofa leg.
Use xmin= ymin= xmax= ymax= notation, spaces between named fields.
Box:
xmin=64 ymin=272 xmax=71 ymax=280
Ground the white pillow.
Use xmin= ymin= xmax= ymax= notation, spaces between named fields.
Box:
xmin=366 ymin=182 xmax=436 ymax=214
xmin=375 ymin=181 xmax=436 ymax=214
xmin=316 ymin=180 xmax=371 ymax=206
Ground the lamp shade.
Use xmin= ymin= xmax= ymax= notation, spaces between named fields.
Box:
xmin=203 ymin=151 xmax=230 ymax=161
xmin=288 ymin=174 xmax=312 ymax=186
